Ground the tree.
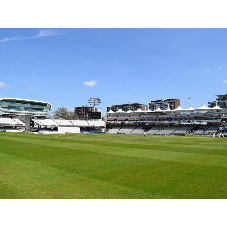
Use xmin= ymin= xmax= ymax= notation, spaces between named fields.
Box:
xmin=53 ymin=107 xmax=78 ymax=120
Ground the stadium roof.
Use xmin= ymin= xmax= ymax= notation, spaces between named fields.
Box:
xmin=135 ymin=108 xmax=143 ymax=113
xmin=212 ymin=106 xmax=222 ymax=110
xmin=105 ymin=105 xmax=223 ymax=115
xmin=107 ymin=110 xmax=114 ymax=113
xmin=187 ymin=107 xmax=195 ymax=111
xmin=195 ymin=105 xmax=211 ymax=111
xmin=116 ymin=109 xmax=124 ymax=113
xmin=0 ymin=97 xmax=51 ymax=115
xmin=154 ymin=107 xmax=163 ymax=112
xmin=173 ymin=106 xmax=186 ymax=112
xmin=164 ymin=107 xmax=173 ymax=112
xmin=145 ymin=109 xmax=153 ymax=113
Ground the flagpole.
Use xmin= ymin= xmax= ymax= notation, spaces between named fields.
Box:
xmin=188 ymin=97 xmax=192 ymax=107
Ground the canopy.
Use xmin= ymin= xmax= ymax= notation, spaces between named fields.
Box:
xmin=212 ymin=106 xmax=222 ymax=110
xmin=173 ymin=106 xmax=186 ymax=112
xmin=145 ymin=109 xmax=153 ymax=113
xmin=186 ymin=107 xmax=195 ymax=111
xmin=127 ymin=110 xmax=133 ymax=113
xmin=154 ymin=107 xmax=163 ymax=112
xmin=106 ymin=110 xmax=114 ymax=114
xmin=164 ymin=107 xmax=173 ymax=112
xmin=195 ymin=105 xmax=211 ymax=111
xmin=134 ymin=108 xmax=144 ymax=113
xmin=116 ymin=109 xmax=125 ymax=113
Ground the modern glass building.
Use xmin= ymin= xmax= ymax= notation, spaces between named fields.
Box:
xmin=107 ymin=103 xmax=148 ymax=112
xmin=0 ymin=98 xmax=52 ymax=114
xmin=149 ymin=99 xmax=180 ymax=111
xmin=208 ymin=95 xmax=227 ymax=109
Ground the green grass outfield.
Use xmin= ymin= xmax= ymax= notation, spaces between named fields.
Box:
xmin=0 ymin=132 xmax=227 ymax=199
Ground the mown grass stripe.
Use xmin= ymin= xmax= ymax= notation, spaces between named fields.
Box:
xmin=0 ymin=151 xmax=165 ymax=199
xmin=1 ymin=133 xmax=227 ymax=198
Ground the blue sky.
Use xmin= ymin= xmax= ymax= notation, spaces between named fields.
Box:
xmin=0 ymin=28 xmax=227 ymax=113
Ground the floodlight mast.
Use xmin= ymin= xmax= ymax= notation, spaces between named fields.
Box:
xmin=88 ymin=98 xmax=101 ymax=111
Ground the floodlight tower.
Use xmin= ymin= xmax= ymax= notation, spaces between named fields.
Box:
xmin=88 ymin=98 xmax=101 ymax=111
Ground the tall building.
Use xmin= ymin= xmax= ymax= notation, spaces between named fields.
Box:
xmin=74 ymin=106 xmax=102 ymax=120
xmin=208 ymin=95 xmax=227 ymax=108
xmin=107 ymin=103 xmax=148 ymax=112
xmin=149 ymin=99 xmax=180 ymax=111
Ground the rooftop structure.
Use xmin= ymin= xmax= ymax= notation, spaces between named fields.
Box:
xmin=0 ymin=97 xmax=52 ymax=131
xmin=106 ymin=104 xmax=223 ymax=126
xmin=0 ymin=98 xmax=51 ymax=114
xmin=74 ymin=106 xmax=102 ymax=120
xmin=149 ymin=99 xmax=180 ymax=111
xmin=107 ymin=103 xmax=148 ymax=112
xmin=208 ymin=95 xmax=227 ymax=109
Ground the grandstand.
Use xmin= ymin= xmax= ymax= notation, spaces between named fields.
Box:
xmin=33 ymin=119 xmax=59 ymax=127
xmin=192 ymin=125 xmax=208 ymax=135
xmin=0 ymin=98 xmax=106 ymax=134
xmin=146 ymin=125 xmax=166 ymax=135
xmin=0 ymin=115 xmax=106 ymax=134
xmin=0 ymin=96 xmax=226 ymax=136
xmin=106 ymin=123 xmax=222 ymax=136
xmin=108 ymin=126 xmax=121 ymax=134
xmin=53 ymin=119 xmax=74 ymax=126
xmin=157 ymin=125 xmax=180 ymax=135
xmin=173 ymin=125 xmax=195 ymax=135
xmin=0 ymin=98 xmax=52 ymax=131
xmin=33 ymin=119 xmax=106 ymax=133
xmin=131 ymin=126 xmax=144 ymax=135
xmin=202 ymin=124 xmax=219 ymax=135
xmin=0 ymin=116 xmax=25 ymax=132
xmin=118 ymin=126 xmax=135 ymax=134
xmin=0 ymin=98 xmax=51 ymax=114
xmin=106 ymin=103 xmax=225 ymax=136
xmin=0 ymin=117 xmax=24 ymax=126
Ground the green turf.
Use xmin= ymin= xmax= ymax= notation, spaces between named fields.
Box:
xmin=0 ymin=132 xmax=227 ymax=199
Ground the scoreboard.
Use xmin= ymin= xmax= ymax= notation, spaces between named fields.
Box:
xmin=88 ymin=111 xmax=101 ymax=119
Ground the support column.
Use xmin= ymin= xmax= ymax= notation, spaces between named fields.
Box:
xmin=25 ymin=116 xmax=31 ymax=131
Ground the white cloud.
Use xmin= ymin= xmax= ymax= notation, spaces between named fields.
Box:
xmin=201 ymin=70 xmax=211 ymax=74
xmin=28 ymin=87 xmax=34 ymax=90
xmin=0 ymin=95 xmax=2 ymax=97
xmin=0 ymin=82 xmax=9 ymax=88
xmin=223 ymin=80 xmax=227 ymax=84
xmin=83 ymin=80 xmax=97 ymax=87
xmin=187 ymin=70 xmax=193 ymax=73
xmin=0 ymin=29 xmax=62 ymax=43
xmin=36 ymin=29 xmax=62 ymax=38
xmin=217 ymin=67 xmax=222 ymax=69
xmin=0 ymin=36 xmax=20 ymax=43
xmin=207 ymin=94 xmax=211 ymax=96
xmin=67 ymin=107 xmax=74 ymax=111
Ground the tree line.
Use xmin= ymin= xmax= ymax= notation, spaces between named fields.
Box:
xmin=52 ymin=107 xmax=78 ymax=120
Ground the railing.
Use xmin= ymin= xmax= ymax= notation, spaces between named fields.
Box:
xmin=0 ymin=102 xmax=50 ymax=108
